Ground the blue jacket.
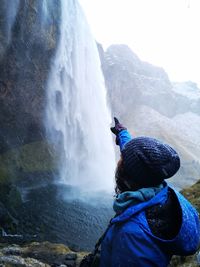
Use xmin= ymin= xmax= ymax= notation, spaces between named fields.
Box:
xmin=100 ymin=184 xmax=200 ymax=267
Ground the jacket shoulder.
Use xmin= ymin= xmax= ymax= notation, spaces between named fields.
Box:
xmin=102 ymin=221 xmax=169 ymax=267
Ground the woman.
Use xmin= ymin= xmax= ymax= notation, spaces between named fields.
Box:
xmin=99 ymin=118 xmax=200 ymax=267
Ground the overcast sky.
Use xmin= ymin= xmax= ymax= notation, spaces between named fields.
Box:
xmin=79 ymin=0 xmax=200 ymax=86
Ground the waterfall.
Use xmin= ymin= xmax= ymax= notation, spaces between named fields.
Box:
xmin=45 ymin=0 xmax=116 ymax=192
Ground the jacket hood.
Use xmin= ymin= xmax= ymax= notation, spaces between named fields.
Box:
xmin=150 ymin=189 xmax=200 ymax=255
xmin=111 ymin=184 xmax=200 ymax=256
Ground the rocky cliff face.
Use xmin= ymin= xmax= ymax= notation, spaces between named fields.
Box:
xmin=100 ymin=44 xmax=200 ymax=189
xmin=0 ymin=0 xmax=61 ymax=234
xmin=0 ymin=1 xmax=61 ymax=152
xmin=0 ymin=0 xmax=62 ymax=241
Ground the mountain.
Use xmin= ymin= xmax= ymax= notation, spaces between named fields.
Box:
xmin=99 ymin=44 xmax=200 ymax=190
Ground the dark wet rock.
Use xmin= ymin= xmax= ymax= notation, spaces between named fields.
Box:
xmin=0 ymin=3 xmax=63 ymax=227
xmin=181 ymin=180 xmax=200 ymax=215
xmin=1 ymin=244 xmax=22 ymax=255
xmin=169 ymin=255 xmax=199 ymax=267
xmin=0 ymin=242 xmax=81 ymax=267
xmin=0 ymin=0 xmax=61 ymax=153
xmin=0 ymin=255 xmax=50 ymax=266
xmin=0 ymin=1 xmax=64 ymax=242
xmin=0 ymin=201 xmax=18 ymax=233
xmin=0 ymin=0 xmax=62 ymax=238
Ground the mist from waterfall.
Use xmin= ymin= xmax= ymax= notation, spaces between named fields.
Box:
xmin=45 ymin=0 xmax=116 ymax=192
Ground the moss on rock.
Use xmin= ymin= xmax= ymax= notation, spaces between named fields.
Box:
xmin=0 ymin=141 xmax=58 ymax=185
xmin=181 ymin=180 xmax=200 ymax=213
xmin=0 ymin=242 xmax=79 ymax=266
xmin=0 ymin=141 xmax=59 ymax=234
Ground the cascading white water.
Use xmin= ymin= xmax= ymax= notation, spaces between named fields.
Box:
xmin=46 ymin=0 xmax=116 ymax=192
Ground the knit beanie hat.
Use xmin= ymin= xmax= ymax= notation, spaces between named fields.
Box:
xmin=121 ymin=137 xmax=180 ymax=188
